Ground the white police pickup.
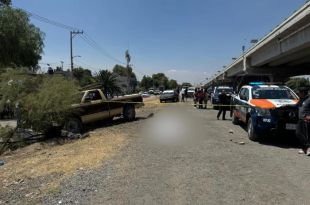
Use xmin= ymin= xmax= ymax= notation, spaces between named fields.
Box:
xmin=231 ymin=83 xmax=299 ymax=141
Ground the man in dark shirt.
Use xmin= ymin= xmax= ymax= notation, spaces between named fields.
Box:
xmin=296 ymin=88 xmax=310 ymax=155
xmin=217 ymin=90 xmax=228 ymax=120
xmin=297 ymin=87 xmax=309 ymax=106
xmin=184 ymin=87 xmax=188 ymax=102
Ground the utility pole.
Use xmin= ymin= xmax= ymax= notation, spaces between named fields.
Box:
xmin=242 ymin=45 xmax=246 ymax=72
xmin=60 ymin=61 xmax=64 ymax=70
xmin=70 ymin=30 xmax=83 ymax=77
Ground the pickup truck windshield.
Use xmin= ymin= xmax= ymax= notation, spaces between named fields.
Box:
xmin=252 ymin=87 xmax=297 ymax=99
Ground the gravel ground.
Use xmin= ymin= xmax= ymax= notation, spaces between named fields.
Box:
xmin=43 ymin=102 xmax=310 ymax=205
xmin=0 ymin=102 xmax=159 ymax=205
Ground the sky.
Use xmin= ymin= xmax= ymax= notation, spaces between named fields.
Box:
xmin=13 ymin=0 xmax=308 ymax=84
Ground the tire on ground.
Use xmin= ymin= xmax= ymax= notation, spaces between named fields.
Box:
xmin=123 ymin=104 xmax=136 ymax=121
xmin=64 ymin=117 xmax=83 ymax=134
xmin=232 ymin=111 xmax=239 ymax=125
xmin=247 ymin=117 xmax=259 ymax=141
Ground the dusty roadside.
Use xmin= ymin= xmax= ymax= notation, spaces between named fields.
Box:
xmin=45 ymin=101 xmax=310 ymax=205
xmin=0 ymin=96 xmax=161 ymax=205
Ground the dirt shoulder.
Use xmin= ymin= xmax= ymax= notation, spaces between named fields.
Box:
xmin=45 ymin=103 xmax=310 ymax=205
xmin=0 ymin=97 xmax=161 ymax=205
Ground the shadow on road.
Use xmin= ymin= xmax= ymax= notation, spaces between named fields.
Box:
xmin=258 ymin=135 xmax=300 ymax=149
xmin=86 ymin=113 xmax=154 ymax=132
xmin=238 ymin=124 xmax=301 ymax=149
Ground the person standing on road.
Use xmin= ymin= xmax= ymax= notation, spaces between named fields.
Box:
xmin=203 ymin=89 xmax=208 ymax=109
xmin=297 ymin=87 xmax=309 ymax=106
xmin=184 ymin=87 xmax=188 ymax=102
xmin=296 ymin=87 xmax=310 ymax=155
xmin=217 ymin=90 xmax=228 ymax=120
xmin=194 ymin=88 xmax=198 ymax=107
xmin=180 ymin=89 xmax=185 ymax=102
xmin=198 ymin=89 xmax=204 ymax=109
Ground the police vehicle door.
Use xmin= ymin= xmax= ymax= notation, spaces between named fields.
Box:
xmin=238 ymin=88 xmax=249 ymax=123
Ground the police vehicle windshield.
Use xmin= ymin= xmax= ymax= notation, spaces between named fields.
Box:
xmin=252 ymin=87 xmax=297 ymax=100
xmin=216 ymin=88 xmax=233 ymax=94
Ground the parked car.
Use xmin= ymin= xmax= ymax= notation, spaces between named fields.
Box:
xmin=154 ymin=90 xmax=161 ymax=95
xmin=63 ymin=89 xmax=144 ymax=133
xmin=211 ymin=86 xmax=233 ymax=109
xmin=187 ymin=87 xmax=195 ymax=98
xmin=141 ymin=92 xmax=151 ymax=98
xmin=160 ymin=90 xmax=179 ymax=103
xmin=231 ymin=83 xmax=299 ymax=141
xmin=148 ymin=89 xmax=154 ymax=95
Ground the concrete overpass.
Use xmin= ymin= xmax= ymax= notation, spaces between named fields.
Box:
xmin=206 ymin=2 xmax=310 ymax=88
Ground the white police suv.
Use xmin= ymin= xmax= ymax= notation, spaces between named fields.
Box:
xmin=231 ymin=83 xmax=299 ymax=141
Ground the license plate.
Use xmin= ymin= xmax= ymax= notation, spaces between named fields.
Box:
xmin=286 ymin=123 xmax=297 ymax=130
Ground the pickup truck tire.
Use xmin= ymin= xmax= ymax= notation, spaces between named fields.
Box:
xmin=123 ymin=105 xmax=136 ymax=121
xmin=247 ymin=118 xmax=259 ymax=141
xmin=232 ymin=111 xmax=239 ymax=125
xmin=64 ymin=117 xmax=83 ymax=134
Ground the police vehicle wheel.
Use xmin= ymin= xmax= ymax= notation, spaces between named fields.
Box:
xmin=247 ymin=118 xmax=259 ymax=141
xmin=232 ymin=112 xmax=239 ymax=125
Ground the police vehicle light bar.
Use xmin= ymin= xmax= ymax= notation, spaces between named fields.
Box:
xmin=249 ymin=82 xmax=284 ymax=86
xmin=249 ymin=82 xmax=264 ymax=85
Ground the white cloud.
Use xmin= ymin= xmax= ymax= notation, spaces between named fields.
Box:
xmin=166 ymin=69 xmax=178 ymax=73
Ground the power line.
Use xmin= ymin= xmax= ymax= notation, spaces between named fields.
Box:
xmin=80 ymin=33 xmax=126 ymax=65
xmin=16 ymin=7 xmax=81 ymax=31
xmin=17 ymin=7 xmax=125 ymax=65
xmin=74 ymin=59 xmax=98 ymax=70
xmin=17 ymin=7 xmax=147 ymax=77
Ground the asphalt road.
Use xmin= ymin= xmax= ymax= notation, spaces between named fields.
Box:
xmin=46 ymin=102 xmax=310 ymax=205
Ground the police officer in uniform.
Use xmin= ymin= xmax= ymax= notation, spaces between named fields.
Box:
xmin=296 ymin=87 xmax=310 ymax=155
xmin=184 ymin=87 xmax=188 ymax=102
xmin=217 ymin=90 xmax=228 ymax=120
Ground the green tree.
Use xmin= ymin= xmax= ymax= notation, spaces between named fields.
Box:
xmin=0 ymin=68 xmax=43 ymax=111
xmin=0 ymin=69 xmax=80 ymax=133
xmin=286 ymin=78 xmax=310 ymax=91
xmin=0 ymin=0 xmax=11 ymax=6
xmin=168 ymin=79 xmax=178 ymax=89
xmin=73 ymin=67 xmax=95 ymax=86
xmin=0 ymin=6 xmax=44 ymax=69
xmin=112 ymin=64 xmax=132 ymax=76
xmin=140 ymin=75 xmax=153 ymax=90
xmin=96 ymin=70 xmax=122 ymax=97
xmin=112 ymin=64 xmax=137 ymax=93
xmin=152 ymin=73 xmax=169 ymax=88
xmin=22 ymin=76 xmax=80 ymax=132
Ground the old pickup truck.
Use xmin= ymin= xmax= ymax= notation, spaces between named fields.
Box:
xmin=64 ymin=89 xmax=144 ymax=133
